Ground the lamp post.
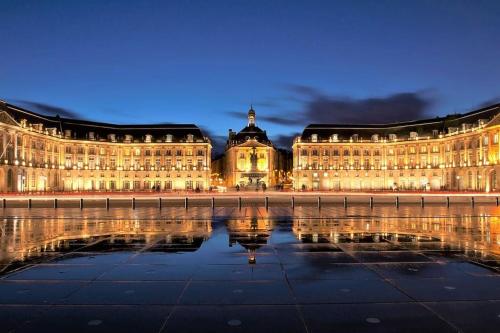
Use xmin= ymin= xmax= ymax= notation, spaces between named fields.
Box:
xmin=456 ymin=175 xmax=460 ymax=191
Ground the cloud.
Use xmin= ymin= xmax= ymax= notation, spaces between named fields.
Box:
xmin=303 ymin=91 xmax=434 ymax=124
xmin=477 ymin=96 xmax=500 ymax=108
xmin=259 ymin=115 xmax=298 ymax=125
xmin=258 ymin=85 xmax=435 ymax=126
xmin=13 ymin=100 xmax=85 ymax=119
xmin=272 ymin=132 xmax=300 ymax=149
xmin=200 ymin=127 xmax=226 ymax=156
xmin=225 ymin=110 xmax=298 ymax=125
xmin=226 ymin=111 xmax=247 ymax=120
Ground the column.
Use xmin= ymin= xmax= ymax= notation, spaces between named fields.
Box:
xmin=13 ymin=132 xmax=18 ymax=159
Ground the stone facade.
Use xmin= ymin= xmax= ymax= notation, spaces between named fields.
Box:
xmin=223 ymin=107 xmax=277 ymax=189
xmin=0 ymin=101 xmax=211 ymax=192
xmin=293 ymin=103 xmax=500 ymax=192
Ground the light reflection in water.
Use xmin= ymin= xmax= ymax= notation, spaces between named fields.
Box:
xmin=1 ymin=205 xmax=499 ymax=272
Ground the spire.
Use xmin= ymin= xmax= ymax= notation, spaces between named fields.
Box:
xmin=248 ymin=105 xmax=256 ymax=127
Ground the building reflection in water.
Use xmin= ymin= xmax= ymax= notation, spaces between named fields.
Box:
xmin=0 ymin=217 xmax=212 ymax=269
xmin=227 ymin=217 xmax=273 ymax=264
xmin=1 ymin=207 xmax=499 ymax=271
xmin=292 ymin=212 xmax=500 ymax=261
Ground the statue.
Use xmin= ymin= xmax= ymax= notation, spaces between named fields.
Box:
xmin=250 ymin=147 xmax=258 ymax=171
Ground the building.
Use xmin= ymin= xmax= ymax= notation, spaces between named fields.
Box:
xmin=0 ymin=100 xmax=211 ymax=192
xmin=293 ymin=103 xmax=500 ymax=192
xmin=223 ymin=107 xmax=277 ymax=189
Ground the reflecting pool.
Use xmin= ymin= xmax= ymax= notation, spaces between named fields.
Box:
xmin=1 ymin=205 xmax=499 ymax=332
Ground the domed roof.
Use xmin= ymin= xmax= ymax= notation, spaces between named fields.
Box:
xmin=233 ymin=125 xmax=270 ymax=143
xmin=228 ymin=106 xmax=273 ymax=145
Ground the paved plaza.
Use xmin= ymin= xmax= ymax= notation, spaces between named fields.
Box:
xmin=0 ymin=206 xmax=499 ymax=332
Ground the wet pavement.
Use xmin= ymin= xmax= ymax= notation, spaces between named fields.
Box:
xmin=1 ymin=205 xmax=499 ymax=332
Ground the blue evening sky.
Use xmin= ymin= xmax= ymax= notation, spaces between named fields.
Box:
xmin=1 ymin=0 xmax=499 ymax=150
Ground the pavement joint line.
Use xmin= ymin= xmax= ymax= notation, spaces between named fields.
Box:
xmin=157 ymin=271 xmax=193 ymax=333
xmin=277 ymin=240 xmax=311 ymax=333
xmin=362 ymin=260 xmax=464 ymax=332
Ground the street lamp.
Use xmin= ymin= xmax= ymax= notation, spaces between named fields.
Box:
xmin=456 ymin=175 xmax=460 ymax=191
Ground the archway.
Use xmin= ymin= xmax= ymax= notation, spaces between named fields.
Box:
xmin=7 ymin=168 xmax=14 ymax=192
xmin=488 ymin=168 xmax=497 ymax=192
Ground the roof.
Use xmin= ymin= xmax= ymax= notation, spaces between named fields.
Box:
xmin=0 ymin=101 xmax=209 ymax=143
xmin=300 ymin=103 xmax=500 ymax=141
xmin=227 ymin=107 xmax=274 ymax=147
xmin=232 ymin=125 xmax=271 ymax=143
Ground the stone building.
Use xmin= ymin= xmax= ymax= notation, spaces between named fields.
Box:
xmin=0 ymin=100 xmax=211 ymax=192
xmin=293 ymin=103 xmax=500 ymax=192
xmin=223 ymin=107 xmax=277 ymax=189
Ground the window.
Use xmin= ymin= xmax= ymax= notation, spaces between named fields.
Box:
xmin=89 ymin=156 xmax=95 ymax=169
xmin=311 ymin=134 xmax=318 ymax=142
xmin=432 ymin=156 xmax=439 ymax=167
xmin=65 ymin=156 xmax=72 ymax=168
xmin=77 ymin=157 xmax=84 ymax=169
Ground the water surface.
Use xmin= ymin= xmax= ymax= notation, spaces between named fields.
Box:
xmin=1 ymin=205 xmax=499 ymax=332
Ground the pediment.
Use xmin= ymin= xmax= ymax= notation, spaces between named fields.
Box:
xmin=484 ymin=111 xmax=500 ymax=128
xmin=236 ymin=140 xmax=272 ymax=148
xmin=0 ymin=111 xmax=19 ymax=127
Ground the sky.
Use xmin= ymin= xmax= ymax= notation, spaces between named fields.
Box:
xmin=1 ymin=0 xmax=500 ymax=153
